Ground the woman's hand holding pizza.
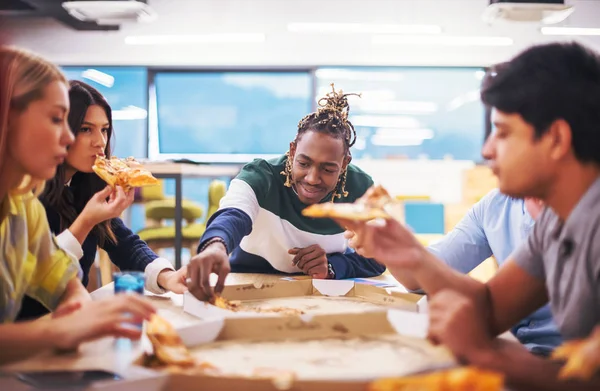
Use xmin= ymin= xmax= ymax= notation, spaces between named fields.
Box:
xmin=79 ymin=185 xmax=134 ymax=227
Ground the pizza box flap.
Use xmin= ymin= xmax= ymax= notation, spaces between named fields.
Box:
xmin=212 ymin=308 xmax=431 ymax=341
xmin=88 ymin=373 xmax=369 ymax=391
xmin=311 ymin=279 xmax=355 ymax=296
xmin=171 ymin=308 xmax=430 ymax=347
xmin=120 ymin=374 xmax=370 ymax=391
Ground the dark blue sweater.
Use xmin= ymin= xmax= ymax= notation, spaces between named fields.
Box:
xmin=200 ymin=208 xmax=387 ymax=278
xmin=197 ymin=156 xmax=386 ymax=279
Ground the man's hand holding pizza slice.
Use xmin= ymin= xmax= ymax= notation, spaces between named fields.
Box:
xmin=302 ymin=184 xmax=420 ymax=267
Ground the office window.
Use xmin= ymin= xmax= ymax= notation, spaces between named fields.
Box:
xmin=62 ymin=67 xmax=148 ymax=159
xmin=153 ymin=71 xmax=312 ymax=162
xmin=315 ymin=67 xmax=486 ymax=161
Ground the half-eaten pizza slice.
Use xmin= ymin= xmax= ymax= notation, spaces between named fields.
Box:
xmin=369 ymin=367 xmax=504 ymax=391
xmin=92 ymin=156 xmax=159 ymax=191
xmin=146 ymin=314 xmax=195 ymax=367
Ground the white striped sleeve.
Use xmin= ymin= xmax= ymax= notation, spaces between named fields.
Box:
xmin=218 ymin=178 xmax=260 ymax=223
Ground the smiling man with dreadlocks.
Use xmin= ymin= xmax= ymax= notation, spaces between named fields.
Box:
xmin=187 ymin=85 xmax=385 ymax=299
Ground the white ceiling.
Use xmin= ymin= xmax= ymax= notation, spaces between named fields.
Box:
xmin=2 ymin=0 xmax=600 ymax=66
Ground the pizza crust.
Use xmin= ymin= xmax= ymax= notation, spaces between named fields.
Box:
xmin=369 ymin=367 xmax=504 ymax=391
xmin=552 ymin=326 xmax=600 ymax=380
xmin=146 ymin=314 xmax=196 ymax=367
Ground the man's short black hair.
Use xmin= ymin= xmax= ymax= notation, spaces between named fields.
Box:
xmin=482 ymin=42 xmax=600 ymax=164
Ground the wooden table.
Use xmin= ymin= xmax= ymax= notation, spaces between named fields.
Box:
xmin=141 ymin=162 xmax=242 ymax=269
xmin=0 ymin=274 xmax=407 ymax=386
xmin=0 ymin=273 xmax=514 ymax=390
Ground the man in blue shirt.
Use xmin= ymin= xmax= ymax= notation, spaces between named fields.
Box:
xmin=392 ymin=189 xmax=562 ymax=356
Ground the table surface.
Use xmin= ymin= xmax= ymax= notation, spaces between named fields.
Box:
xmin=0 ymin=273 xmax=515 ymax=390
xmin=143 ymin=161 xmax=241 ymax=177
xmin=0 ymin=274 xmax=406 ymax=374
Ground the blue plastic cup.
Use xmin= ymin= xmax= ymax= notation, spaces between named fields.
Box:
xmin=113 ymin=271 xmax=145 ymax=329
xmin=114 ymin=271 xmax=145 ymax=295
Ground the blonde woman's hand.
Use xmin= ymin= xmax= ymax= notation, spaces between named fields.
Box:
xmin=51 ymin=294 xmax=155 ymax=351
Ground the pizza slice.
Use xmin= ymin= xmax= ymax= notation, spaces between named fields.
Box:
xmin=146 ymin=314 xmax=195 ymax=367
xmin=209 ymin=295 xmax=242 ymax=311
xmin=92 ymin=156 xmax=159 ymax=191
xmin=552 ymin=326 xmax=600 ymax=380
xmin=369 ymin=367 xmax=504 ymax=391
xmin=302 ymin=184 xmax=401 ymax=221
xmin=209 ymin=295 xmax=305 ymax=316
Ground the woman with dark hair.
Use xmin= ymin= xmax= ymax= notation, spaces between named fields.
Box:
xmin=17 ymin=80 xmax=187 ymax=320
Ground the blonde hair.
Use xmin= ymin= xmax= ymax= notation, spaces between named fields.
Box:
xmin=0 ymin=46 xmax=67 ymax=196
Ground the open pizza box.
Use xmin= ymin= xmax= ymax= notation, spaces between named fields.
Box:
xmin=132 ymin=309 xmax=457 ymax=390
xmin=182 ymin=279 xmax=428 ymax=323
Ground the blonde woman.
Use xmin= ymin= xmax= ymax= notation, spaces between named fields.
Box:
xmin=0 ymin=46 xmax=155 ymax=363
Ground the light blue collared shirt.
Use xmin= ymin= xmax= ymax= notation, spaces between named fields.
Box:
xmin=428 ymin=189 xmax=562 ymax=355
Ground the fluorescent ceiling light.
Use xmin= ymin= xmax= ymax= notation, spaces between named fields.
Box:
xmin=446 ymin=90 xmax=480 ymax=112
xmin=315 ymin=69 xmax=403 ymax=82
xmin=317 ymin=88 xmax=397 ymax=102
xmin=81 ymin=69 xmax=114 ymax=88
xmin=373 ymin=35 xmax=513 ymax=46
xmin=124 ymin=33 xmax=266 ymax=45
xmin=288 ymin=23 xmax=441 ymax=35
xmin=370 ymin=127 xmax=433 ymax=147
xmin=351 ymin=115 xmax=421 ymax=128
xmin=358 ymin=90 xmax=397 ymax=101
xmin=113 ymin=106 xmax=148 ymax=120
xmin=357 ymin=101 xmax=438 ymax=114
xmin=375 ymin=128 xmax=434 ymax=139
xmin=541 ymin=27 xmax=600 ymax=36
xmin=371 ymin=135 xmax=425 ymax=147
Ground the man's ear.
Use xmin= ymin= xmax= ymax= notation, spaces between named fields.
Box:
xmin=289 ymin=141 xmax=296 ymax=160
xmin=547 ymin=119 xmax=572 ymax=161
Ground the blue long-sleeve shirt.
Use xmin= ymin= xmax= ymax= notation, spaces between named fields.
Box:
xmin=427 ymin=189 xmax=562 ymax=355
xmin=198 ymin=156 xmax=385 ymax=279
